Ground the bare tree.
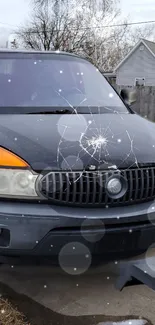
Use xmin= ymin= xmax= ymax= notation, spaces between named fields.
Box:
xmin=17 ymin=0 xmax=155 ymax=71
xmin=17 ymin=0 xmax=125 ymax=54
xmin=10 ymin=39 xmax=19 ymax=49
xmin=17 ymin=1 xmax=89 ymax=51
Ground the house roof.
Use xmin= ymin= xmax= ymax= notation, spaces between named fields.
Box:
xmin=143 ymin=39 xmax=155 ymax=55
xmin=115 ymin=38 xmax=155 ymax=72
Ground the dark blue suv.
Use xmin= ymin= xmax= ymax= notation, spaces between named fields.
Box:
xmin=0 ymin=49 xmax=154 ymax=265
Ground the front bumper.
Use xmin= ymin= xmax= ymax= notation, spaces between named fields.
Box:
xmin=0 ymin=200 xmax=154 ymax=263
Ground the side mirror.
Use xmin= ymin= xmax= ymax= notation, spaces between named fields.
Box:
xmin=120 ymin=89 xmax=137 ymax=106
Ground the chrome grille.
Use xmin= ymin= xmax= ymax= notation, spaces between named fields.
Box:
xmin=38 ymin=168 xmax=155 ymax=207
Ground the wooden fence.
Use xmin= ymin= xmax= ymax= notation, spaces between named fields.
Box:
xmin=115 ymin=86 xmax=155 ymax=122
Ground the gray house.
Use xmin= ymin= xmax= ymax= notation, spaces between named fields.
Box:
xmin=115 ymin=39 xmax=155 ymax=87
xmin=103 ymin=71 xmax=116 ymax=87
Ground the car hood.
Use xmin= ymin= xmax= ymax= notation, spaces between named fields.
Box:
xmin=0 ymin=113 xmax=155 ymax=171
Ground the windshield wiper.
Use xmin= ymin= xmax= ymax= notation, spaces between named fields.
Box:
xmin=27 ymin=109 xmax=76 ymax=114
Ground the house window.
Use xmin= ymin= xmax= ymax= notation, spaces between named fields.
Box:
xmin=140 ymin=45 xmax=144 ymax=51
xmin=135 ymin=78 xmax=145 ymax=86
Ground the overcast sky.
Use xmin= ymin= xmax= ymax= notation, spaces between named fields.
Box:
xmin=0 ymin=0 xmax=155 ymax=45
xmin=121 ymin=0 xmax=155 ymax=21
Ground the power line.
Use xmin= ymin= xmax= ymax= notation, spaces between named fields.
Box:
xmin=99 ymin=20 xmax=155 ymax=28
xmin=19 ymin=20 xmax=155 ymax=33
xmin=74 ymin=19 xmax=155 ymax=30
xmin=1 ymin=19 xmax=155 ymax=32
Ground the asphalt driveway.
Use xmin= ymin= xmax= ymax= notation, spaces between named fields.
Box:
xmin=0 ymin=261 xmax=154 ymax=324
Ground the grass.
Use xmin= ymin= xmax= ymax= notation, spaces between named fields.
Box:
xmin=0 ymin=298 xmax=29 ymax=325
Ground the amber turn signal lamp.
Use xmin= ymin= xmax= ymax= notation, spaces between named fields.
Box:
xmin=0 ymin=147 xmax=29 ymax=167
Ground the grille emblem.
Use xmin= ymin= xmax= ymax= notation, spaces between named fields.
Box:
xmin=105 ymin=175 xmax=128 ymax=199
xmin=107 ymin=178 xmax=122 ymax=195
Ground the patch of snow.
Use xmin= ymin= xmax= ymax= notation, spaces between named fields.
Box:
xmin=97 ymin=320 xmax=147 ymax=325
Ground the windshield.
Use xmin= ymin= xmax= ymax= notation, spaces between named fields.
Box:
xmin=0 ymin=53 xmax=128 ymax=113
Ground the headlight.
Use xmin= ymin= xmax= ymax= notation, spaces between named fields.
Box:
xmin=0 ymin=169 xmax=39 ymax=198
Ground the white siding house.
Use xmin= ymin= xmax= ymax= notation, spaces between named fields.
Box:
xmin=115 ymin=39 xmax=155 ymax=87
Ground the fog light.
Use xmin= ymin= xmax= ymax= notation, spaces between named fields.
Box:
xmin=107 ymin=178 xmax=122 ymax=195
